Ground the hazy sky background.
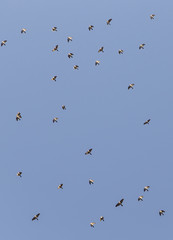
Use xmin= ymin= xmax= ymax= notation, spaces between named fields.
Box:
xmin=0 ymin=0 xmax=173 ymax=239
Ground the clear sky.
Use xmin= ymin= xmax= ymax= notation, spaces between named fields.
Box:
xmin=0 ymin=0 xmax=173 ymax=239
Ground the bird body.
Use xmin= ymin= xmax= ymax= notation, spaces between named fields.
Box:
xmin=107 ymin=18 xmax=112 ymax=25
xmin=159 ymin=210 xmax=165 ymax=216
xmin=89 ymin=179 xmax=94 ymax=185
xmin=138 ymin=196 xmax=144 ymax=201
xmin=52 ymin=45 xmax=58 ymax=52
xmin=17 ymin=171 xmax=22 ymax=177
xmin=144 ymin=119 xmax=151 ymax=125
xmin=21 ymin=28 xmax=26 ymax=33
xmin=139 ymin=43 xmax=145 ymax=49
xmin=100 ymin=216 xmax=104 ymax=221
xmin=62 ymin=105 xmax=66 ymax=110
xmin=118 ymin=49 xmax=124 ymax=54
xmin=51 ymin=76 xmax=57 ymax=81
xmin=16 ymin=112 xmax=22 ymax=121
xmin=128 ymin=84 xmax=135 ymax=90
xmin=53 ymin=118 xmax=58 ymax=123
xmin=67 ymin=37 xmax=72 ymax=42
xmin=95 ymin=60 xmax=100 ymax=66
xmin=68 ymin=53 xmax=74 ymax=58
xmin=32 ymin=213 xmax=40 ymax=221
xmin=52 ymin=27 xmax=57 ymax=31
xmin=150 ymin=14 xmax=155 ymax=19
xmin=88 ymin=25 xmax=94 ymax=31
xmin=144 ymin=186 xmax=150 ymax=192
xmin=115 ymin=198 xmax=124 ymax=207
xmin=73 ymin=65 xmax=79 ymax=70
xmin=58 ymin=184 xmax=63 ymax=189
xmin=1 ymin=40 xmax=7 ymax=46
xmin=98 ymin=47 xmax=104 ymax=53
xmin=85 ymin=148 xmax=92 ymax=155
xmin=90 ymin=222 xmax=96 ymax=227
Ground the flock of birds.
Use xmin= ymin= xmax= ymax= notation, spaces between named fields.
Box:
xmin=6 ymin=13 xmax=165 ymax=226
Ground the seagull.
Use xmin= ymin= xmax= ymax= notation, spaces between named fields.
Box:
xmin=95 ymin=60 xmax=100 ymax=66
xmin=58 ymin=184 xmax=63 ymax=189
xmin=17 ymin=171 xmax=22 ymax=177
xmin=73 ymin=65 xmax=79 ymax=70
xmin=88 ymin=25 xmax=94 ymax=31
xmin=143 ymin=119 xmax=151 ymax=125
xmin=144 ymin=186 xmax=150 ymax=192
xmin=68 ymin=53 xmax=74 ymax=58
xmin=67 ymin=37 xmax=72 ymax=42
xmin=32 ymin=213 xmax=40 ymax=221
xmin=52 ymin=27 xmax=57 ymax=31
xmin=118 ymin=49 xmax=124 ymax=54
xmin=21 ymin=28 xmax=26 ymax=34
xmin=90 ymin=222 xmax=96 ymax=227
xmin=139 ymin=43 xmax=145 ymax=50
xmin=98 ymin=47 xmax=104 ymax=53
xmin=138 ymin=196 xmax=144 ymax=201
xmin=16 ymin=112 xmax=22 ymax=121
xmin=53 ymin=118 xmax=58 ymax=123
xmin=51 ymin=76 xmax=57 ymax=81
xmin=100 ymin=216 xmax=104 ymax=221
xmin=115 ymin=198 xmax=124 ymax=207
xmin=128 ymin=84 xmax=135 ymax=90
xmin=52 ymin=45 xmax=58 ymax=52
xmin=150 ymin=14 xmax=155 ymax=20
xmin=89 ymin=179 xmax=94 ymax=185
xmin=107 ymin=18 xmax=112 ymax=25
xmin=85 ymin=148 xmax=92 ymax=155
xmin=159 ymin=210 xmax=165 ymax=216
xmin=1 ymin=40 xmax=7 ymax=46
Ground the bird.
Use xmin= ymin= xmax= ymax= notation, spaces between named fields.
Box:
xmin=68 ymin=53 xmax=74 ymax=58
xmin=17 ymin=171 xmax=22 ymax=177
xmin=159 ymin=210 xmax=165 ymax=216
xmin=1 ymin=40 xmax=7 ymax=46
xmin=139 ymin=43 xmax=145 ymax=49
xmin=53 ymin=118 xmax=58 ymax=123
xmin=118 ymin=49 xmax=124 ymax=55
xmin=85 ymin=148 xmax=92 ymax=155
xmin=90 ymin=222 xmax=96 ymax=227
xmin=73 ymin=65 xmax=79 ymax=70
xmin=143 ymin=119 xmax=151 ymax=125
xmin=144 ymin=186 xmax=150 ymax=192
xmin=21 ymin=28 xmax=26 ymax=34
xmin=107 ymin=18 xmax=112 ymax=25
xmin=67 ymin=37 xmax=72 ymax=42
xmin=52 ymin=27 xmax=57 ymax=31
xmin=51 ymin=76 xmax=57 ymax=81
xmin=58 ymin=184 xmax=63 ymax=189
xmin=62 ymin=105 xmax=66 ymax=110
xmin=32 ymin=213 xmax=40 ymax=221
xmin=52 ymin=45 xmax=58 ymax=52
xmin=88 ymin=25 xmax=94 ymax=31
xmin=128 ymin=84 xmax=135 ymax=90
xmin=16 ymin=112 xmax=22 ymax=121
xmin=95 ymin=60 xmax=100 ymax=66
xmin=100 ymin=216 xmax=104 ymax=221
xmin=98 ymin=47 xmax=104 ymax=53
xmin=115 ymin=198 xmax=124 ymax=207
xmin=89 ymin=179 xmax=94 ymax=185
xmin=150 ymin=14 xmax=155 ymax=20
xmin=138 ymin=196 xmax=144 ymax=201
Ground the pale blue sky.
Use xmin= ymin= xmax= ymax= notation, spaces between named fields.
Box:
xmin=0 ymin=0 xmax=173 ymax=239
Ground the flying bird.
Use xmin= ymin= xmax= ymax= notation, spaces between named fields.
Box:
xmin=52 ymin=45 xmax=58 ymax=52
xmin=17 ymin=171 xmax=22 ymax=177
xmin=62 ymin=105 xmax=66 ymax=110
xmin=53 ymin=118 xmax=58 ymax=123
xmin=51 ymin=76 xmax=57 ymax=81
xmin=58 ymin=184 xmax=63 ymax=189
xmin=115 ymin=198 xmax=124 ymax=207
xmin=90 ymin=222 xmax=96 ymax=227
xmin=16 ymin=112 xmax=22 ymax=121
xmin=98 ymin=47 xmax=104 ymax=53
xmin=100 ymin=216 xmax=104 ymax=221
xmin=138 ymin=196 xmax=144 ymax=201
xmin=21 ymin=28 xmax=26 ymax=34
xmin=1 ymin=40 xmax=7 ymax=46
xmin=88 ymin=25 xmax=94 ymax=31
xmin=95 ymin=60 xmax=100 ymax=66
xmin=32 ymin=213 xmax=40 ymax=221
xmin=73 ymin=65 xmax=79 ymax=70
xmin=85 ymin=148 xmax=92 ymax=155
xmin=139 ymin=43 xmax=145 ymax=49
xmin=67 ymin=37 xmax=72 ymax=42
xmin=89 ymin=179 xmax=94 ymax=185
xmin=150 ymin=14 xmax=155 ymax=20
xmin=128 ymin=84 xmax=135 ymax=90
xmin=118 ymin=49 xmax=124 ymax=55
xmin=52 ymin=27 xmax=57 ymax=31
xmin=68 ymin=53 xmax=74 ymax=58
xmin=144 ymin=186 xmax=150 ymax=192
xmin=159 ymin=210 xmax=165 ymax=216
xmin=143 ymin=119 xmax=151 ymax=125
xmin=107 ymin=18 xmax=112 ymax=25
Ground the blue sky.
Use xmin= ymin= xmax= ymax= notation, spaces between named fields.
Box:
xmin=0 ymin=0 xmax=173 ymax=239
